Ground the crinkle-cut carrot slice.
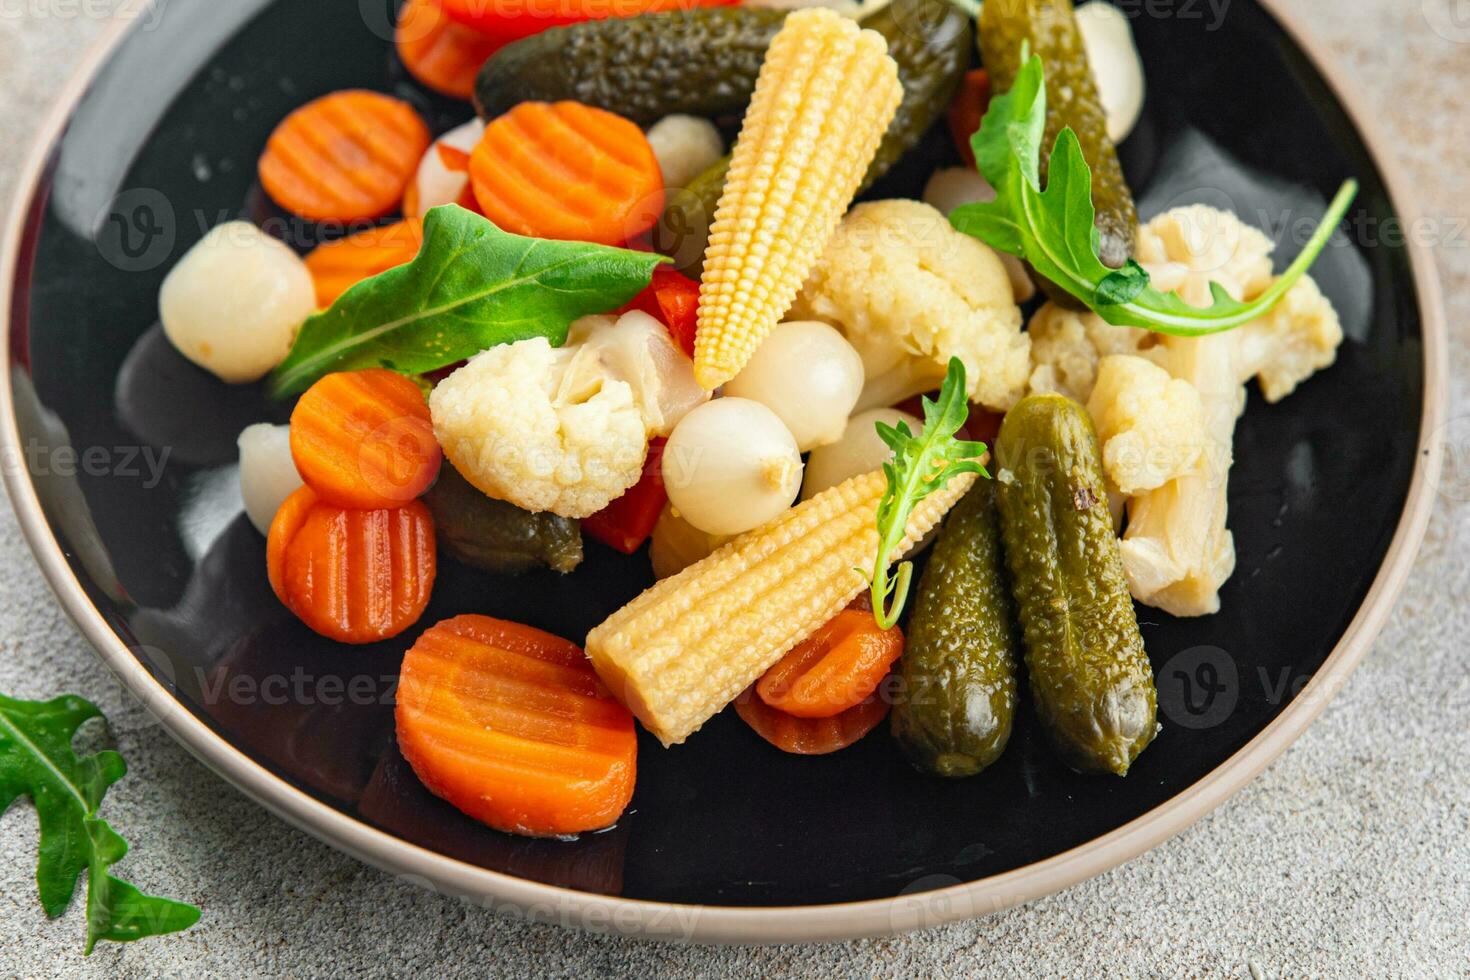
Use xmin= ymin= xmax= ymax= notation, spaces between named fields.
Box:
xmin=470 ymin=101 xmax=663 ymax=245
xmin=290 ymin=369 xmax=442 ymax=509
xmin=259 ymin=89 xmax=430 ymax=223
xmin=304 ymin=219 xmax=424 ymax=308
xmin=396 ymin=615 xmax=638 ymax=837
xmin=736 ymin=685 xmax=890 ymax=756
xmin=267 ymin=487 xmax=436 ymax=644
xmin=755 ymin=608 xmax=903 ymax=718
xmin=397 ymin=0 xmax=505 ymax=101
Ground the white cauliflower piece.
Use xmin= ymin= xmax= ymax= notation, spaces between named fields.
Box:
xmin=1134 ymin=203 xmax=1275 ymax=306
xmin=1087 ymin=355 xmax=1207 ymax=496
xmin=430 ymin=312 xmax=705 ymax=518
xmin=1026 ymin=302 xmax=1152 ymax=403
xmin=1232 ymin=274 xmax=1344 ymax=403
xmin=789 ymin=199 xmax=1029 ymax=412
xmin=1112 ymin=206 xmax=1344 ymax=617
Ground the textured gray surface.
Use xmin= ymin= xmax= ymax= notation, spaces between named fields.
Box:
xmin=1 ymin=1 xmax=1467 ymax=976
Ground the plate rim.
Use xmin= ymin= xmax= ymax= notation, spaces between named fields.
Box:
xmin=0 ymin=0 xmax=1447 ymax=944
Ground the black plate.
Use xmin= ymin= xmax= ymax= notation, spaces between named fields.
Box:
xmin=2 ymin=0 xmax=1438 ymax=918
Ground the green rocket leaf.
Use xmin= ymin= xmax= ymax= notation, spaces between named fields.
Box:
xmin=0 ymin=693 xmax=200 ymax=953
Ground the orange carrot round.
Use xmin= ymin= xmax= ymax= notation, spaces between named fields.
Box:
xmin=736 ymin=687 xmax=889 ymax=756
xmin=290 ymin=369 xmax=442 ymax=510
xmin=396 ymin=615 xmax=638 ymax=837
xmin=304 ymin=219 xmax=424 ymax=308
xmin=470 ymin=101 xmax=663 ymax=245
xmin=397 ymin=0 xmax=504 ymax=101
xmin=267 ymin=487 xmax=437 ymax=644
xmin=266 ymin=484 xmax=318 ymax=603
xmin=755 ymin=609 xmax=904 ymax=719
xmin=259 ymin=90 xmax=431 ymax=223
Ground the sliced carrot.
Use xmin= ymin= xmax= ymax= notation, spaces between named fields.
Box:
xmin=470 ymin=101 xmax=663 ymax=245
xmin=290 ymin=369 xmax=442 ymax=509
xmin=947 ymin=69 xmax=991 ymax=170
xmin=396 ymin=615 xmax=638 ymax=837
xmin=736 ymin=686 xmax=889 ymax=756
xmin=266 ymin=484 xmax=318 ymax=603
xmin=304 ymin=219 xmax=425 ymax=307
xmin=397 ymin=0 xmax=504 ymax=101
xmin=755 ymin=609 xmax=903 ymax=719
xmin=267 ymin=486 xmax=437 ymax=644
xmin=259 ymin=90 xmax=431 ymax=223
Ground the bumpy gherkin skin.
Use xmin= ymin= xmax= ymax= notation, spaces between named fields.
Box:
xmin=978 ymin=0 xmax=1137 ymax=270
xmin=424 ymin=465 xmax=583 ymax=575
xmin=891 ymin=481 xmax=1020 ymax=778
xmin=475 ymin=9 xmax=788 ymax=125
xmin=994 ymin=394 xmax=1157 ymax=776
xmin=651 ymin=0 xmax=972 ymax=276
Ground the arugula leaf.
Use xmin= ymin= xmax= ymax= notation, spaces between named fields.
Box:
xmin=950 ymin=54 xmax=1358 ymax=337
xmin=0 ymin=693 xmax=199 ymax=953
xmin=267 ymin=205 xmax=668 ymax=398
xmin=869 ymin=358 xmax=990 ymax=630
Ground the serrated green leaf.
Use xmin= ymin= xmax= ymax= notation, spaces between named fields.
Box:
xmin=267 ymin=205 xmax=668 ymax=398
xmin=0 ymin=694 xmax=200 ymax=954
xmin=869 ymin=358 xmax=990 ymax=629
xmin=952 ymin=54 xmax=1358 ymax=337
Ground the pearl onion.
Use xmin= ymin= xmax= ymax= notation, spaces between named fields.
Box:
xmin=802 ymin=408 xmax=921 ymax=501
xmin=723 ymin=321 xmax=865 ymax=451
xmin=237 ymin=423 xmax=303 ymax=534
xmin=662 ymin=398 xmax=803 ymax=536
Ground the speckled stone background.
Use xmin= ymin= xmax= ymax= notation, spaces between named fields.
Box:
xmin=0 ymin=1 xmax=1466 ymax=976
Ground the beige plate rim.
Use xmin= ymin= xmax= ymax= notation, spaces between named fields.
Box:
xmin=0 ymin=0 xmax=1447 ymax=944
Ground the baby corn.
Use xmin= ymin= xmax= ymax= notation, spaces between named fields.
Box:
xmin=693 ymin=9 xmax=902 ymax=391
xmin=585 ymin=468 xmax=977 ymax=746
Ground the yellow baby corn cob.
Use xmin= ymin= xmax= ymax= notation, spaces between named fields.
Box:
xmin=693 ymin=8 xmax=902 ymax=391
xmin=585 ymin=467 xmax=978 ymax=745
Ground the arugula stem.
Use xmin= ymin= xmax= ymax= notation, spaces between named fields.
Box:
xmin=1107 ymin=178 xmax=1359 ymax=335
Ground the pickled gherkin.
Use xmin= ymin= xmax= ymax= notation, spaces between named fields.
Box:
xmin=891 ymin=481 xmax=1019 ymax=778
xmin=425 ymin=464 xmax=583 ymax=575
xmin=993 ymin=394 xmax=1156 ymax=776
xmin=475 ymin=8 xmax=788 ymax=124
xmin=645 ymin=0 xmax=972 ymax=275
xmin=978 ymin=0 xmax=1138 ymax=269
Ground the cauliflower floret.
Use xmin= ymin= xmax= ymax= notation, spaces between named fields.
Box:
xmin=1135 ymin=204 xmax=1275 ymax=306
xmin=1087 ymin=355 xmax=1207 ymax=496
xmin=1026 ymin=302 xmax=1152 ymax=402
xmin=430 ymin=312 xmax=705 ymax=518
xmin=789 ymin=199 xmax=1029 ymax=412
xmin=1233 ymin=274 xmax=1343 ymax=403
xmin=1110 ymin=207 xmax=1344 ymax=617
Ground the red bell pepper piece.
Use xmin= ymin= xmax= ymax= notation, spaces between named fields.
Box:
xmin=582 ymin=438 xmax=667 ymax=555
xmin=620 ymin=266 xmax=699 ymax=358
xmin=440 ymin=0 xmax=739 ymax=44
xmin=947 ymin=69 xmax=991 ymax=170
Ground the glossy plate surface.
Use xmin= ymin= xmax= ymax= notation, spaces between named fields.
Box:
xmin=0 ymin=0 xmax=1444 ymax=942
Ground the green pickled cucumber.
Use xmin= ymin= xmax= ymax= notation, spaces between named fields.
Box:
xmin=475 ymin=8 xmax=788 ymax=124
xmin=641 ymin=0 xmax=973 ymax=275
xmin=425 ymin=464 xmax=583 ymax=575
xmin=978 ymin=0 xmax=1137 ymax=270
xmin=993 ymin=394 xmax=1156 ymax=776
xmin=891 ymin=481 xmax=1020 ymax=778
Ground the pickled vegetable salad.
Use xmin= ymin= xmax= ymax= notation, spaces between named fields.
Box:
xmin=150 ymin=0 xmax=1355 ymax=837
